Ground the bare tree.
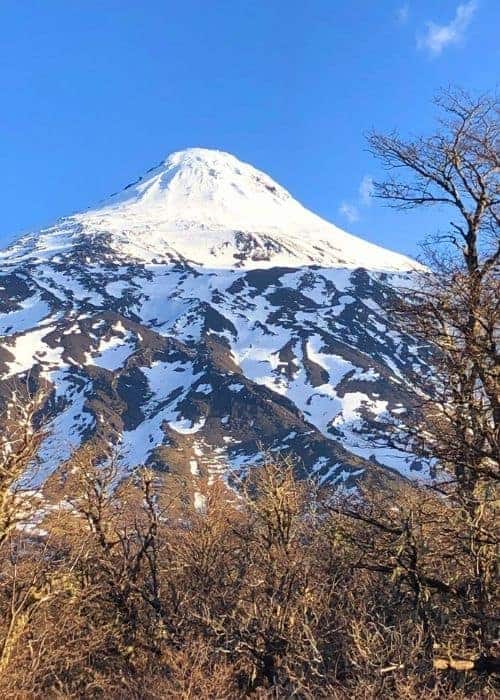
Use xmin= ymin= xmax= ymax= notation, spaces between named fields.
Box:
xmin=368 ymin=88 xmax=499 ymax=270
xmin=367 ymin=87 xmax=499 ymax=669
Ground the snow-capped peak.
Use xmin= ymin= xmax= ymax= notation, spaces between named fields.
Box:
xmin=97 ymin=147 xmax=300 ymax=234
xmin=107 ymin=147 xmax=294 ymax=213
xmin=5 ymin=148 xmax=421 ymax=271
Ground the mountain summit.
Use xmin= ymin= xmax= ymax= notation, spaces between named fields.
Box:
xmin=0 ymin=149 xmax=430 ymax=505
xmin=6 ymin=148 xmax=419 ymax=271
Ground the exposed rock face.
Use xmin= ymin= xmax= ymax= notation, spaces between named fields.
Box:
xmin=0 ymin=148 xmax=431 ymax=495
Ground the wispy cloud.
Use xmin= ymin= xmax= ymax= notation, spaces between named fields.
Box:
xmin=339 ymin=174 xmax=374 ymax=224
xmin=339 ymin=202 xmax=360 ymax=223
xmin=396 ymin=3 xmax=409 ymax=24
xmin=359 ymin=175 xmax=374 ymax=206
xmin=417 ymin=1 xmax=477 ymax=56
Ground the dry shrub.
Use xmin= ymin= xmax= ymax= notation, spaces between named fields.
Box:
xmin=0 ymin=445 xmax=498 ymax=698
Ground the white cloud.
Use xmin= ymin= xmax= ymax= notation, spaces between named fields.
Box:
xmin=359 ymin=175 xmax=374 ymax=206
xmin=339 ymin=174 xmax=374 ymax=224
xmin=396 ymin=3 xmax=409 ymax=24
xmin=339 ymin=202 xmax=360 ymax=223
xmin=417 ymin=1 xmax=477 ymax=56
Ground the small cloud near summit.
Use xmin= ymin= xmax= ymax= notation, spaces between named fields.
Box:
xmin=417 ymin=1 xmax=477 ymax=56
xmin=339 ymin=174 xmax=374 ymax=224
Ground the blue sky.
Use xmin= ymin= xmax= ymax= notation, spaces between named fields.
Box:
xmin=0 ymin=1 xmax=498 ymax=257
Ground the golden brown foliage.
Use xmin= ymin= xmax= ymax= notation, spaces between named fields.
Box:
xmin=0 ymin=447 xmax=497 ymax=699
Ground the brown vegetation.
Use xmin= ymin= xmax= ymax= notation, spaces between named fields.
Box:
xmin=0 ymin=442 xmax=498 ymax=698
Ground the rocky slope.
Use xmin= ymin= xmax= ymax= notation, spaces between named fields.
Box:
xmin=0 ymin=148 xmax=431 ymax=501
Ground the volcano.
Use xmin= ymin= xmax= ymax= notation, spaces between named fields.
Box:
xmin=0 ymin=148 xmax=431 ymax=501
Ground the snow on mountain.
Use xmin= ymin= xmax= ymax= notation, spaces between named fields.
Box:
xmin=2 ymin=148 xmax=421 ymax=271
xmin=0 ymin=148 xmax=432 ymax=504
